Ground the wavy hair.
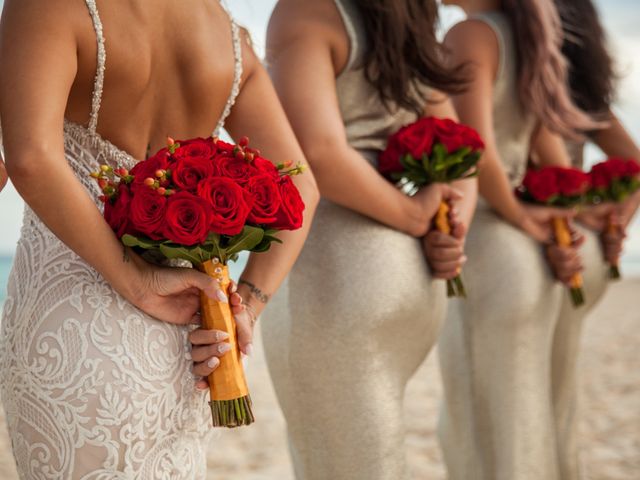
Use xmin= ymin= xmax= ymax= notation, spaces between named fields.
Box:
xmin=352 ymin=0 xmax=469 ymax=114
xmin=555 ymin=0 xmax=616 ymax=116
xmin=501 ymin=0 xmax=601 ymax=136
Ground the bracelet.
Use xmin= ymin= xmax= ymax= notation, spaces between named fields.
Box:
xmin=238 ymin=279 xmax=270 ymax=304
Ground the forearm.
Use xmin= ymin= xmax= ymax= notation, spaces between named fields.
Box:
xmin=309 ymin=144 xmax=426 ymax=236
xmin=7 ymin=149 xmax=142 ymax=301
xmin=450 ymin=177 xmax=477 ymax=229
xmin=478 ymin=152 xmax=526 ymax=227
xmin=592 ymin=113 xmax=640 ymax=161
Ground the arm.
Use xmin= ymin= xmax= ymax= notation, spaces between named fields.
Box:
xmin=444 ymin=20 xmax=567 ymax=243
xmin=265 ymin=1 xmax=450 ymax=238
xmin=1 ymin=1 xmax=229 ymax=326
xmin=223 ymin=32 xmax=320 ymax=323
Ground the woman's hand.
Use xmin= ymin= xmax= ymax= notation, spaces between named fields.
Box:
xmin=619 ymin=190 xmax=640 ymax=228
xmin=0 ymin=158 xmax=8 ymax=193
xmin=423 ymin=204 xmax=467 ymax=279
xmin=131 ymin=256 xmax=228 ymax=326
xmin=518 ymin=203 xmax=576 ymax=244
xmin=410 ymin=183 xmax=464 ymax=237
xmin=575 ymin=203 xmax=616 ymax=232
xmin=601 ymin=220 xmax=626 ymax=267
xmin=191 ymin=282 xmax=257 ymax=391
xmin=545 ymin=224 xmax=585 ymax=285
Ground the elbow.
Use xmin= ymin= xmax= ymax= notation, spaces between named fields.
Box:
xmin=4 ymin=144 xmax=50 ymax=183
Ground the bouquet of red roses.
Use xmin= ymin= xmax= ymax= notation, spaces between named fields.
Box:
xmin=91 ymin=135 xmax=305 ymax=427
xmin=588 ymin=157 xmax=640 ymax=278
xmin=517 ymin=166 xmax=590 ymax=307
xmin=379 ymin=117 xmax=484 ymax=298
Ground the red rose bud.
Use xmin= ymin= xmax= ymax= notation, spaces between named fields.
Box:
xmin=239 ymin=136 xmax=250 ymax=147
xmin=157 ymin=187 xmax=167 ymax=195
xmin=144 ymin=177 xmax=155 ymax=187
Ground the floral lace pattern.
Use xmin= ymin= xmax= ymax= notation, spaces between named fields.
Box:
xmin=0 ymin=0 xmax=243 ymax=477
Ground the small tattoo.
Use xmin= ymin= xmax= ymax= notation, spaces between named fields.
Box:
xmin=238 ymin=279 xmax=270 ymax=303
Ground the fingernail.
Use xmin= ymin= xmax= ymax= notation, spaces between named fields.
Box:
xmin=245 ymin=343 xmax=254 ymax=357
xmin=207 ymin=357 xmax=220 ymax=368
xmin=231 ymin=283 xmax=238 ymax=294
xmin=216 ymin=290 xmax=228 ymax=303
xmin=461 ymin=255 xmax=468 ymax=263
xmin=216 ymin=331 xmax=230 ymax=341
xmin=217 ymin=343 xmax=232 ymax=354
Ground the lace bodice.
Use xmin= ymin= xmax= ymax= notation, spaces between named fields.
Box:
xmin=0 ymin=1 xmax=243 ymax=478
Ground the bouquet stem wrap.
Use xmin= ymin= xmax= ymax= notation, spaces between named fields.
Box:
xmin=198 ymin=260 xmax=254 ymax=427
xmin=552 ymin=217 xmax=585 ymax=307
xmin=434 ymin=200 xmax=466 ymax=298
xmin=607 ymin=215 xmax=621 ymax=280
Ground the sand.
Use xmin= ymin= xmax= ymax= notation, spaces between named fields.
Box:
xmin=0 ymin=280 xmax=638 ymax=479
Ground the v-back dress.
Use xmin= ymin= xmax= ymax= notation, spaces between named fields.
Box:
xmin=0 ymin=1 xmax=243 ymax=478
xmin=262 ymin=1 xmax=446 ymax=479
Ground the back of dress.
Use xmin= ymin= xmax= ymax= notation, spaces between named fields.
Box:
xmin=0 ymin=1 xmax=242 ymax=477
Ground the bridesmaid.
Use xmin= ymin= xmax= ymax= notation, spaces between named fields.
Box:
xmin=528 ymin=2 xmax=640 ymax=476
xmin=261 ymin=0 xmax=476 ymax=478
xmin=436 ymin=1 xmax=600 ymax=479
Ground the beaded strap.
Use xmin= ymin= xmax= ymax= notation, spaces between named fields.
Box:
xmin=84 ymin=0 xmax=106 ymax=133
xmin=213 ymin=8 xmax=244 ymax=137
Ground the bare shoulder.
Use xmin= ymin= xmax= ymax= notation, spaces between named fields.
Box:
xmin=444 ymin=19 xmax=499 ymax=69
xmin=267 ymin=0 xmax=347 ymax=69
xmin=1 ymin=0 xmax=85 ymax=35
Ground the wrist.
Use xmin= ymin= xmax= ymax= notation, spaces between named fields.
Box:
xmin=237 ymin=279 xmax=269 ymax=317
xmin=102 ymin=247 xmax=149 ymax=306
xmin=405 ymin=192 xmax=432 ymax=237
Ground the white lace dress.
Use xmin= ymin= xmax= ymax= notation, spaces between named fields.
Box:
xmin=0 ymin=1 xmax=243 ymax=478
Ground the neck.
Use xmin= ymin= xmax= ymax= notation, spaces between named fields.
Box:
xmin=459 ymin=0 xmax=501 ymax=15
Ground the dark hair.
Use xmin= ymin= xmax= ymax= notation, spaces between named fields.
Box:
xmin=555 ymin=0 xmax=616 ymax=116
xmin=500 ymin=0 xmax=600 ymax=137
xmin=353 ymin=0 xmax=468 ymax=114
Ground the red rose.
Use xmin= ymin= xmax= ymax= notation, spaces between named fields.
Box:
xmin=172 ymin=137 xmax=217 ymax=163
xmin=171 ymin=156 xmax=215 ymax=192
xmin=253 ymin=157 xmax=280 ymax=179
xmin=246 ymin=174 xmax=282 ymax=224
xmin=129 ymin=186 xmax=168 ymax=240
xmin=163 ymin=191 xmax=212 ymax=246
xmin=626 ymin=159 xmax=640 ymax=177
xmin=589 ymin=162 xmax=611 ymax=188
xmin=555 ymin=167 xmax=590 ymax=197
xmin=522 ymin=168 xmax=559 ymax=203
xmin=130 ymin=152 xmax=170 ymax=188
xmin=197 ymin=177 xmax=253 ymax=236
xmin=212 ymin=154 xmax=258 ymax=186
xmin=213 ymin=139 xmax=236 ymax=155
xmin=458 ymin=124 xmax=485 ymax=151
xmin=379 ymin=118 xmax=436 ymax=174
xmin=104 ymin=184 xmax=132 ymax=239
xmin=271 ymin=176 xmax=305 ymax=230
xmin=433 ymin=118 xmax=467 ymax=153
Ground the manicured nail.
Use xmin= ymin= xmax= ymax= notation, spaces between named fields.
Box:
xmin=216 ymin=290 xmax=228 ymax=303
xmin=245 ymin=343 xmax=254 ymax=357
xmin=216 ymin=331 xmax=230 ymax=341
xmin=217 ymin=343 xmax=232 ymax=354
xmin=207 ymin=357 xmax=220 ymax=368
xmin=230 ymin=283 xmax=238 ymax=294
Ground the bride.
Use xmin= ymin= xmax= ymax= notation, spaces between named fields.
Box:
xmin=0 ymin=0 xmax=318 ymax=477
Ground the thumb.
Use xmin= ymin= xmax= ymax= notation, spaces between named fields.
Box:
xmin=182 ymin=269 xmax=228 ymax=303
xmin=441 ymin=184 xmax=464 ymax=203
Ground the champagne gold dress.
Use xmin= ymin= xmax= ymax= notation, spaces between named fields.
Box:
xmin=437 ymin=13 xmax=608 ymax=480
xmin=262 ymin=1 xmax=445 ymax=478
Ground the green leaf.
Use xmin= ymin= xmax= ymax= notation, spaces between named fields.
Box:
xmin=159 ymin=244 xmax=205 ymax=265
xmin=121 ymin=234 xmax=164 ymax=250
xmin=225 ymin=226 xmax=265 ymax=256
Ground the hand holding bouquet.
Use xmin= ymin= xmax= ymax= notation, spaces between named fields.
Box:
xmin=91 ymin=135 xmax=305 ymax=427
xmin=517 ymin=166 xmax=590 ymax=307
xmin=587 ymin=157 xmax=640 ymax=279
xmin=379 ymin=117 xmax=484 ymax=298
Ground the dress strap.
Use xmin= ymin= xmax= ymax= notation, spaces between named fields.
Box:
xmin=84 ymin=0 xmax=107 ymax=133
xmin=212 ymin=7 xmax=244 ymax=137
xmin=334 ymin=0 xmax=365 ymax=73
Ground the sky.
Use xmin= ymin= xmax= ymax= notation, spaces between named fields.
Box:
xmin=1 ymin=0 xmax=639 ymax=262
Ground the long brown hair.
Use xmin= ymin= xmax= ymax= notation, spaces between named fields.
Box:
xmin=555 ymin=0 xmax=616 ymax=116
xmin=501 ymin=0 xmax=601 ymax=137
xmin=352 ymin=0 xmax=468 ymax=114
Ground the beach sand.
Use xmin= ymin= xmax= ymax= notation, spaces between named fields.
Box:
xmin=0 ymin=280 xmax=638 ymax=479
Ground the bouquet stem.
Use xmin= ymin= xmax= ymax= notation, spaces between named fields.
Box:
xmin=198 ymin=260 xmax=254 ymax=428
xmin=435 ymin=200 xmax=466 ymax=298
xmin=552 ymin=217 xmax=585 ymax=307
xmin=607 ymin=217 xmax=621 ymax=280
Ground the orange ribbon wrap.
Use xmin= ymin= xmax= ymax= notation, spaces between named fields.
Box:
xmin=552 ymin=217 xmax=583 ymax=290
xmin=606 ymin=215 xmax=621 ymax=279
xmin=198 ymin=260 xmax=249 ymax=401
xmin=434 ymin=200 xmax=466 ymax=297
